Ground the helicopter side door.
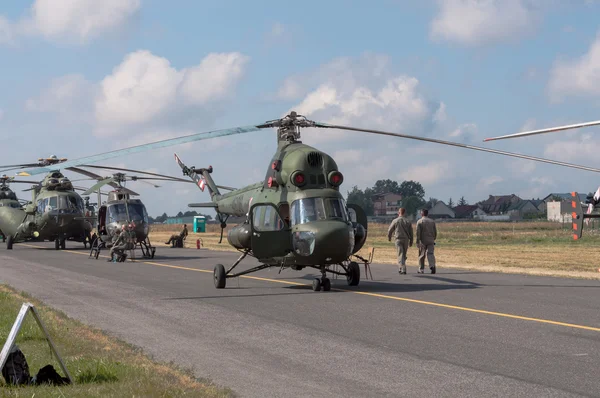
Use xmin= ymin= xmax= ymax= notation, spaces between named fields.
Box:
xmin=250 ymin=203 xmax=292 ymax=258
xmin=98 ymin=206 xmax=108 ymax=238
xmin=347 ymin=203 xmax=368 ymax=253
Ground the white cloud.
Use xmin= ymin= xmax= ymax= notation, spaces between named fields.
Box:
xmin=479 ymin=176 xmax=504 ymax=187
xmin=27 ymin=50 xmax=250 ymax=138
xmin=398 ymin=161 xmax=450 ymax=185
xmin=281 ymin=53 xmax=445 ymax=148
xmin=1 ymin=0 xmax=140 ymax=45
xmin=448 ymin=123 xmax=477 ymax=142
xmin=547 ymin=32 xmax=600 ymax=102
xmin=543 ymin=133 xmax=600 ymax=163
xmin=26 ymin=74 xmax=97 ymax=124
xmin=429 ymin=0 xmax=539 ymax=46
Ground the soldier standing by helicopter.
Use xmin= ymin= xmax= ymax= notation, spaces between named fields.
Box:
xmin=387 ymin=208 xmax=413 ymax=275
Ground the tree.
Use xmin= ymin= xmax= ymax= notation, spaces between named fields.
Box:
xmin=448 ymin=198 xmax=454 ymax=208
xmin=403 ymin=195 xmax=426 ymax=218
xmin=458 ymin=196 xmax=468 ymax=206
xmin=399 ymin=180 xmax=425 ymax=200
xmin=346 ymin=186 xmax=374 ymax=216
xmin=372 ymin=179 xmax=402 ymax=195
xmin=154 ymin=212 xmax=168 ymax=223
xmin=176 ymin=211 xmax=184 ymax=218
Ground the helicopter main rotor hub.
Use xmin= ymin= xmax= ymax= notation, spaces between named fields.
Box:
xmin=258 ymin=111 xmax=319 ymax=143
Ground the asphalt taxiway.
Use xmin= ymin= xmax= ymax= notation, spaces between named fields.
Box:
xmin=1 ymin=242 xmax=600 ymax=397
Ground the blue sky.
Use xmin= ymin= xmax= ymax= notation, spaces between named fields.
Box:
xmin=2 ymin=0 xmax=600 ymax=217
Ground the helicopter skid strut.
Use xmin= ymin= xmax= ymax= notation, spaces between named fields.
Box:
xmin=212 ymin=251 xmax=361 ymax=292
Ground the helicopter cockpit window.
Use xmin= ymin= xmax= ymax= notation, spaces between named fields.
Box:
xmin=57 ymin=195 xmax=84 ymax=213
xmin=108 ymin=203 xmax=149 ymax=223
xmin=290 ymin=197 xmax=349 ymax=226
xmin=42 ymin=196 xmax=57 ymax=212
xmin=252 ymin=204 xmax=284 ymax=232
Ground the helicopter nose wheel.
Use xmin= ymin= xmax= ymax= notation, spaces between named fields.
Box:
xmin=313 ymin=266 xmax=331 ymax=291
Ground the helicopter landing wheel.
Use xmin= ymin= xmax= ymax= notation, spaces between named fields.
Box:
xmin=322 ymin=277 xmax=331 ymax=291
xmin=214 ymin=264 xmax=226 ymax=289
xmin=6 ymin=235 xmax=13 ymax=250
xmin=346 ymin=261 xmax=360 ymax=287
xmin=312 ymin=278 xmax=321 ymax=291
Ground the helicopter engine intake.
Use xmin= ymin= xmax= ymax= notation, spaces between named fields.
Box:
xmin=227 ymin=223 xmax=252 ymax=250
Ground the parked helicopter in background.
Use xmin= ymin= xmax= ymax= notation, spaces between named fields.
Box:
xmin=0 ymin=156 xmax=96 ymax=250
xmin=12 ymin=112 xmax=600 ymax=291
xmin=67 ymin=165 xmax=200 ymax=260
xmin=484 ymin=119 xmax=600 ymax=241
xmin=0 ymin=175 xmax=38 ymax=244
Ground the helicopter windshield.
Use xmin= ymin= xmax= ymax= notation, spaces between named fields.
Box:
xmin=36 ymin=194 xmax=83 ymax=214
xmin=290 ymin=197 xmax=349 ymax=226
xmin=108 ymin=203 xmax=148 ymax=223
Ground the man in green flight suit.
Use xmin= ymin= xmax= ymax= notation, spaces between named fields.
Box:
xmin=387 ymin=208 xmax=413 ymax=274
xmin=416 ymin=208 xmax=437 ymax=274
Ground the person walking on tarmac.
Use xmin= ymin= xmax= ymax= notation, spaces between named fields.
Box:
xmin=387 ymin=208 xmax=413 ymax=274
xmin=416 ymin=208 xmax=437 ymax=274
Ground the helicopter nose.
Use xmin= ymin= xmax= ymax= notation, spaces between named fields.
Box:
xmin=292 ymin=221 xmax=354 ymax=261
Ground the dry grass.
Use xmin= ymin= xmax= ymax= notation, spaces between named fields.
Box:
xmin=0 ymin=284 xmax=233 ymax=397
xmin=149 ymin=221 xmax=600 ymax=279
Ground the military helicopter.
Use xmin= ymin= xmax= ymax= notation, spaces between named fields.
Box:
xmin=0 ymin=156 xmax=98 ymax=250
xmin=12 ymin=112 xmax=600 ymax=291
xmin=69 ymin=166 xmax=198 ymax=260
xmin=484 ymin=119 xmax=600 ymax=240
xmin=0 ymin=175 xmax=40 ymax=244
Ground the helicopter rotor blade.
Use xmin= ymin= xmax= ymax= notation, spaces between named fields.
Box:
xmin=317 ymin=123 xmax=600 ymax=174
xmin=79 ymin=164 xmax=197 ymax=181
xmin=17 ymin=125 xmax=263 ymax=176
xmin=74 ymin=187 xmax=109 ymax=196
xmin=66 ymin=167 xmax=138 ymax=196
xmin=484 ymin=120 xmax=600 ymax=142
xmin=483 ymin=119 xmax=600 ymax=142
xmin=82 ymin=177 xmax=116 ymax=196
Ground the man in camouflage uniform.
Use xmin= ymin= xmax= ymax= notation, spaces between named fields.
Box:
xmin=108 ymin=224 xmax=129 ymax=261
xmin=387 ymin=208 xmax=413 ymax=274
xmin=416 ymin=208 xmax=437 ymax=274
xmin=165 ymin=224 xmax=188 ymax=247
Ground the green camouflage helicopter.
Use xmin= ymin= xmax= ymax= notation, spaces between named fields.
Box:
xmin=69 ymin=165 xmax=204 ymax=260
xmin=0 ymin=156 xmax=104 ymax=250
xmin=0 ymin=175 xmax=40 ymax=244
xmin=13 ymin=112 xmax=600 ymax=291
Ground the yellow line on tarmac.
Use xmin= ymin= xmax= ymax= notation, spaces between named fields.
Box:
xmin=14 ymin=243 xmax=600 ymax=332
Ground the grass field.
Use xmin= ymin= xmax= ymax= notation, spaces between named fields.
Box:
xmin=149 ymin=221 xmax=600 ymax=279
xmin=0 ymin=284 xmax=233 ymax=397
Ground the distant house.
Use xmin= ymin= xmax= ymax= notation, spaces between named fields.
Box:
xmin=542 ymin=192 xmax=588 ymax=204
xmin=453 ymin=204 xmax=487 ymax=219
xmin=506 ymin=200 xmax=541 ymax=220
xmin=372 ymin=192 xmax=403 ymax=216
xmin=531 ymin=199 xmax=545 ymax=212
xmin=425 ymin=200 xmax=455 ymax=219
xmin=479 ymin=194 xmax=521 ymax=215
